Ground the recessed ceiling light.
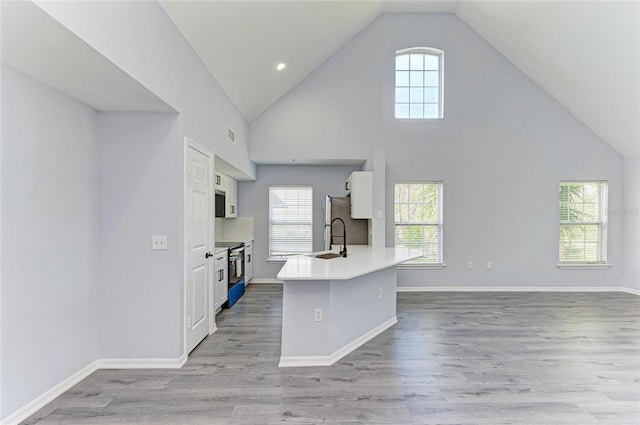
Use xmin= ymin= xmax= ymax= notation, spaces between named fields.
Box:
xmin=276 ymin=62 xmax=287 ymax=71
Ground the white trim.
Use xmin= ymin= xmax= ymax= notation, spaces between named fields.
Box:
xmin=398 ymin=263 xmax=446 ymax=270
xmin=0 ymin=354 xmax=189 ymax=425
xmin=98 ymin=354 xmax=187 ymax=370
xmin=557 ymin=263 xmax=612 ymax=269
xmin=267 ymin=257 xmax=288 ymax=263
xmin=278 ymin=316 xmax=397 ymax=368
xmin=250 ymin=278 xmax=283 ymax=284
xmin=397 ymin=286 xmax=640 ymax=295
xmin=1 ymin=361 xmax=100 ymax=425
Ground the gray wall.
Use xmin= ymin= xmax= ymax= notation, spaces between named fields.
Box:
xmin=98 ymin=112 xmax=182 ymax=358
xmin=36 ymin=0 xmax=255 ymax=180
xmin=238 ymin=165 xmax=360 ymax=279
xmin=623 ymin=156 xmax=640 ymax=290
xmin=1 ymin=67 xmax=100 ymax=418
xmin=2 ymin=2 xmax=259 ymax=420
xmin=249 ymin=13 xmax=624 ymax=288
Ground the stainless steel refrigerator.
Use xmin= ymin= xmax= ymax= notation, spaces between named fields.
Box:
xmin=324 ymin=196 xmax=369 ymax=251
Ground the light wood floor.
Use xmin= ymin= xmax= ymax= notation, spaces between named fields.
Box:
xmin=23 ymin=284 xmax=640 ymax=424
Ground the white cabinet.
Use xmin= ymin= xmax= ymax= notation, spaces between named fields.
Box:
xmin=215 ymin=250 xmax=228 ymax=309
xmin=244 ymin=240 xmax=253 ymax=283
xmin=214 ymin=173 xmax=225 ymax=192
xmin=346 ymin=171 xmax=373 ymax=218
xmin=215 ymin=172 xmax=238 ymax=218
xmin=225 ymin=176 xmax=238 ymax=218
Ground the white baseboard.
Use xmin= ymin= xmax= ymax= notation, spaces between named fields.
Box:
xmin=622 ymin=287 xmax=640 ymax=295
xmin=98 ymin=354 xmax=187 ymax=369
xmin=1 ymin=360 xmax=100 ymax=425
xmin=279 ymin=316 xmax=397 ymax=368
xmin=250 ymin=278 xmax=282 ymax=284
xmin=1 ymin=354 xmax=187 ymax=425
xmin=397 ymin=286 xmax=640 ymax=295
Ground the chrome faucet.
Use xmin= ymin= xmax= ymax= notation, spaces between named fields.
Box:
xmin=328 ymin=217 xmax=347 ymax=257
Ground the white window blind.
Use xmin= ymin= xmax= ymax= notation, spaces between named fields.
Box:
xmin=559 ymin=181 xmax=608 ymax=264
xmin=394 ymin=182 xmax=443 ymax=264
xmin=269 ymin=186 xmax=313 ymax=259
xmin=395 ymin=47 xmax=444 ymax=119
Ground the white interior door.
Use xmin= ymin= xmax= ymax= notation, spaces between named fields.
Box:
xmin=186 ymin=141 xmax=213 ymax=353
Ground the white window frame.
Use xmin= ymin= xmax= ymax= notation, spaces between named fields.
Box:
xmin=558 ymin=181 xmax=610 ymax=267
xmin=268 ymin=185 xmax=313 ymax=262
xmin=395 ymin=47 xmax=444 ymax=119
xmin=394 ymin=182 xmax=444 ymax=268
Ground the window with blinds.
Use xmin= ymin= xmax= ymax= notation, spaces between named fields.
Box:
xmin=269 ymin=186 xmax=313 ymax=259
xmin=559 ymin=181 xmax=608 ymax=264
xmin=394 ymin=182 xmax=443 ymax=265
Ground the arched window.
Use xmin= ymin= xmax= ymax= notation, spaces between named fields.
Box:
xmin=395 ymin=47 xmax=443 ymax=119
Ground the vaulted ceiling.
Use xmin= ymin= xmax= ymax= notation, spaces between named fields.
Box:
xmin=2 ymin=1 xmax=637 ymax=157
xmin=160 ymin=0 xmax=639 ymax=157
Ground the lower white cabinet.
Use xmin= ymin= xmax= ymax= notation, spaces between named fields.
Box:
xmin=215 ymin=250 xmax=228 ymax=308
xmin=245 ymin=240 xmax=253 ymax=283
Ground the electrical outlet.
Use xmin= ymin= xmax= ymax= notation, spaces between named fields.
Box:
xmin=467 ymin=261 xmax=473 ymax=270
xmin=314 ymin=308 xmax=323 ymax=322
xmin=378 ymin=288 xmax=383 ymax=299
xmin=152 ymin=235 xmax=167 ymax=250
xmin=487 ymin=261 xmax=492 ymax=269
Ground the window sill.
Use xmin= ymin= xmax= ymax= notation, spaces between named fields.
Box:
xmin=267 ymin=257 xmax=289 ymax=264
xmin=557 ymin=263 xmax=612 ymax=269
xmin=398 ymin=263 xmax=446 ymax=270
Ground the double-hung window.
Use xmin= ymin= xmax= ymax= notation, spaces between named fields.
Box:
xmin=559 ymin=181 xmax=608 ymax=265
xmin=268 ymin=186 xmax=313 ymax=259
xmin=395 ymin=47 xmax=444 ymax=119
xmin=394 ymin=182 xmax=444 ymax=265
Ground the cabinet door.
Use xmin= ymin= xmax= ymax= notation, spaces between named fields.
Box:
xmin=215 ymin=254 xmax=228 ymax=308
xmin=245 ymin=241 xmax=253 ymax=283
xmin=348 ymin=171 xmax=373 ymax=218
xmin=226 ymin=176 xmax=238 ymax=218
xmin=216 ymin=265 xmax=228 ymax=307
xmin=214 ymin=173 xmax=225 ymax=191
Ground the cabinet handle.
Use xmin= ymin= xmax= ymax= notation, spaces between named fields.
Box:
xmin=345 ymin=181 xmax=349 ymax=191
xmin=248 ymin=254 xmax=251 ymax=263
xmin=205 ymin=252 xmax=213 ymax=258
xmin=216 ymin=256 xmax=224 ymax=261
xmin=231 ymin=205 xmax=235 ymax=214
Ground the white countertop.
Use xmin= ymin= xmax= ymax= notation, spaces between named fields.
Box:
xmin=277 ymin=245 xmax=420 ymax=281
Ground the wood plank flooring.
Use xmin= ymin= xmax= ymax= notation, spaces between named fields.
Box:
xmin=22 ymin=285 xmax=640 ymax=424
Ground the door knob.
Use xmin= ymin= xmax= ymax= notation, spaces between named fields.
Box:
xmin=205 ymin=252 xmax=213 ymax=258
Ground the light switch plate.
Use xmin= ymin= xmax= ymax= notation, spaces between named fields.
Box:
xmin=152 ymin=235 xmax=167 ymax=250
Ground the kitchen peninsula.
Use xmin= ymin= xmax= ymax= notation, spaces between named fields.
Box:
xmin=277 ymin=245 xmax=419 ymax=367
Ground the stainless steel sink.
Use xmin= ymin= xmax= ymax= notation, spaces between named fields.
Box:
xmin=315 ymin=252 xmax=342 ymax=259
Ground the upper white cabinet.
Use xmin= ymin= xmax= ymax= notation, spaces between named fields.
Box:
xmin=215 ymin=172 xmax=238 ymax=218
xmin=225 ymin=176 xmax=237 ymax=218
xmin=214 ymin=173 xmax=225 ymax=191
xmin=346 ymin=171 xmax=373 ymax=219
